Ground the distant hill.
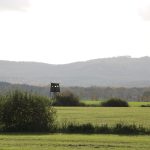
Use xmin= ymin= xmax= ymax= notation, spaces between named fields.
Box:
xmin=1 ymin=56 xmax=150 ymax=87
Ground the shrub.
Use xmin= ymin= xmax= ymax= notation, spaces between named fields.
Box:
xmin=53 ymin=91 xmax=83 ymax=106
xmin=0 ymin=90 xmax=56 ymax=132
xmin=59 ymin=122 xmax=95 ymax=133
xmin=57 ymin=122 xmax=149 ymax=135
xmin=95 ymin=124 xmax=111 ymax=134
xmin=113 ymin=123 xmax=146 ymax=135
xmin=141 ymin=104 xmax=150 ymax=107
xmin=101 ymin=98 xmax=129 ymax=107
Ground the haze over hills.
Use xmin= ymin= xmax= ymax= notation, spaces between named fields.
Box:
xmin=0 ymin=56 xmax=150 ymax=87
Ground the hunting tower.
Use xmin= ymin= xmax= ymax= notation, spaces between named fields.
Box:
xmin=50 ymin=83 xmax=60 ymax=98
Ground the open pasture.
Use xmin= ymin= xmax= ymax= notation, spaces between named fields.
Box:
xmin=56 ymin=107 xmax=150 ymax=127
xmin=0 ymin=134 xmax=149 ymax=150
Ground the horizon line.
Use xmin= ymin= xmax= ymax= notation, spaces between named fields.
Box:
xmin=0 ymin=55 xmax=150 ymax=65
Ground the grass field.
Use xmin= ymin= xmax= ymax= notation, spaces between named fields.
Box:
xmin=81 ymin=100 xmax=101 ymax=106
xmin=0 ymin=134 xmax=149 ymax=150
xmin=56 ymin=107 xmax=150 ymax=127
xmin=129 ymin=102 xmax=150 ymax=107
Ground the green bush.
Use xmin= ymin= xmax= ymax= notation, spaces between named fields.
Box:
xmin=141 ymin=104 xmax=150 ymax=107
xmin=53 ymin=91 xmax=84 ymax=106
xmin=57 ymin=122 xmax=149 ymax=135
xmin=95 ymin=124 xmax=111 ymax=134
xmin=101 ymin=98 xmax=129 ymax=107
xmin=59 ymin=122 xmax=95 ymax=133
xmin=113 ymin=123 xmax=146 ymax=135
xmin=0 ymin=90 xmax=56 ymax=132
xmin=67 ymin=123 xmax=95 ymax=133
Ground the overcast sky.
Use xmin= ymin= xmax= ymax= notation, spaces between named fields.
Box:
xmin=0 ymin=0 xmax=150 ymax=64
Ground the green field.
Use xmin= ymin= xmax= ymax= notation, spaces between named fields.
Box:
xmin=129 ymin=102 xmax=150 ymax=107
xmin=0 ymin=134 xmax=149 ymax=150
xmin=56 ymin=107 xmax=150 ymax=127
xmin=81 ymin=100 xmax=101 ymax=105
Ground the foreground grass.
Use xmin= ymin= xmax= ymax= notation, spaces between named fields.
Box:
xmin=0 ymin=134 xmax=149 ymax=150
xmin=56 ymin=107 xmax=150 ymax=127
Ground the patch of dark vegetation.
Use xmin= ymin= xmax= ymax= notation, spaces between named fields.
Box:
xmin=59 ymin=122 xmax=95 ymax=134
xmin=101 ymin=98 xmax=129 ymax=107
xmin=53 ymin=91 xmax=85 ymax=106
xmin=0 ymin=90 xmax=56 ymax=132
xmin=56 ymin=122 xmax=150 ymax=135
xmin=141 ymin=104 xmax=150 ymax=107
xmin=112 ymin=123 xmax=147 ymax=134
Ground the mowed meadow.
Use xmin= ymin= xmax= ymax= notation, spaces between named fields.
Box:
xmin=56 ymin=105 xmax=150 ymax=127
xmin=0 ymin=134 xmax=150 ymax=150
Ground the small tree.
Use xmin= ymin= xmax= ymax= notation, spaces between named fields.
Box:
xmin=54 ymin=91 xmax=82 ymax=106
xmin=101 ymin=98 xmax=129 ymax=107
xmin=0 ymin=90 xmax=56 ymax=132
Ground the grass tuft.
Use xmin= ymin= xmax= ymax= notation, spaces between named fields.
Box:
xmin=56 ymin=122 xmax=150 ymax=135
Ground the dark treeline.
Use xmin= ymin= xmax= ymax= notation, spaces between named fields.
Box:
xmin=0 ymin=82 xmax=150 ymax=101
xmin=63 ymin=87 xmax=150 ymax=101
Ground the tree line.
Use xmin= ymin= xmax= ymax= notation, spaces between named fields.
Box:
xmin=0 ymin=82 xmax=150 ymax=101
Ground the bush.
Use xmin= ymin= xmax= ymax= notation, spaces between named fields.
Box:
xmin=57 ymin=122 xmax=149 ymax=135
xmin=67 ymin=123 xmax=95 ymax=133
xmin=59 ymin=122 xmax=95 ymax=134
xmin=141 ymin=104 xmax=150 ymax=107
xmin=101 ymin=98 xmax=129 ymax=107
xmin=0 ymin=90 xmax=56 ymax=132
xmin=53 ymin=91 xmax=84 ymax=106
xmin=95 ymin=124 xmax=111 ymax=134
xmin=113 ymin=123 xmax=146 ymax=135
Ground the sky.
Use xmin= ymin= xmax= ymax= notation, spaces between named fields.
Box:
xmin=0 ymin=0 xmax=150 ymax=64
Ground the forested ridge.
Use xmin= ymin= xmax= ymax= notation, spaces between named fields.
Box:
xmin=1 ymin=56 xmax=150 ymax=87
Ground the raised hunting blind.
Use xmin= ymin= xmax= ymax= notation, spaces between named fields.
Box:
xmin=50 ymin=83 xmax=60 ymax=98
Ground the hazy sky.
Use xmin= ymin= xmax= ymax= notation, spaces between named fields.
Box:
xmin=0 ymin=0 xmax=150 ymax=64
